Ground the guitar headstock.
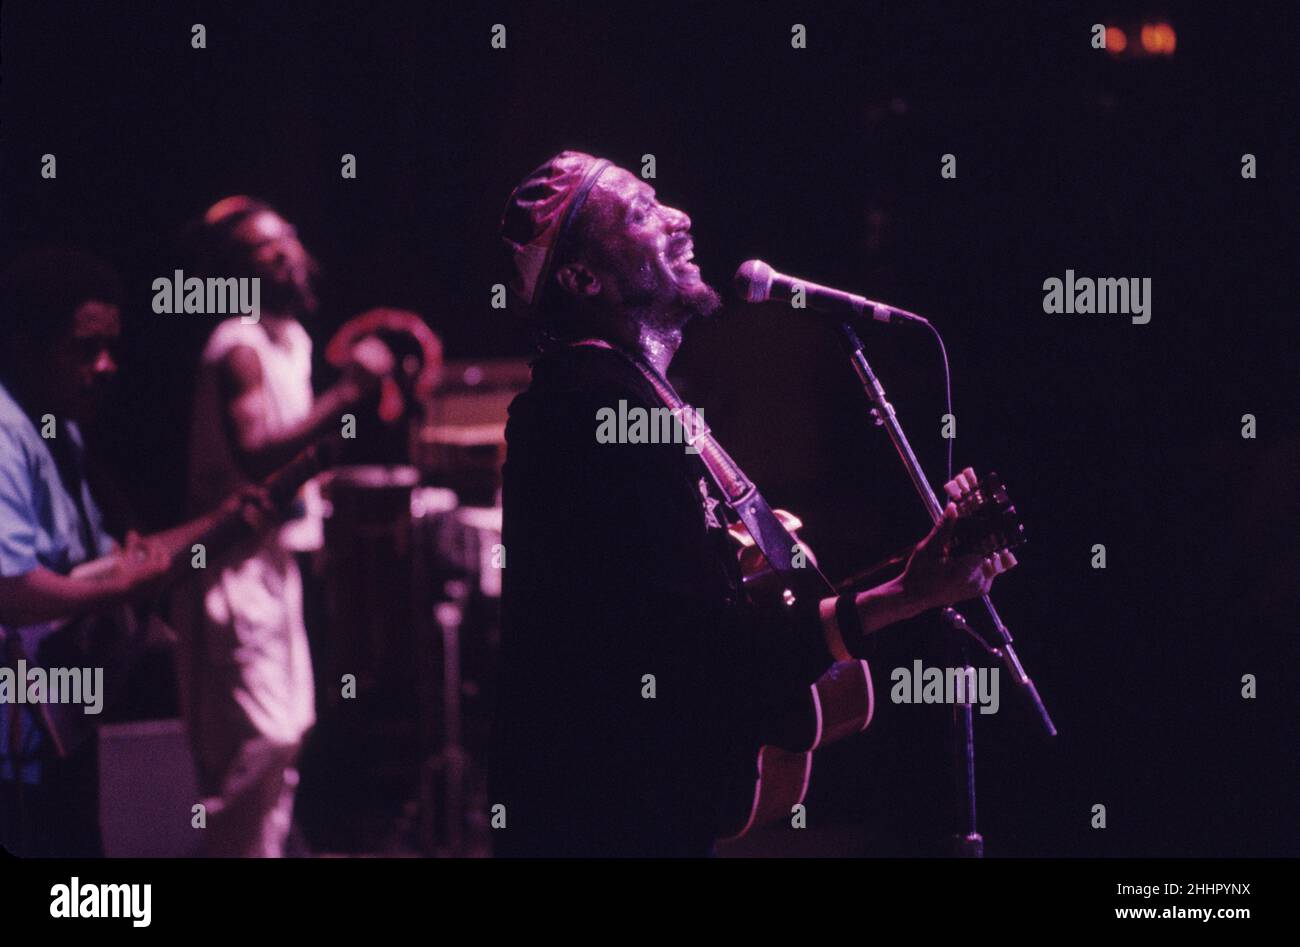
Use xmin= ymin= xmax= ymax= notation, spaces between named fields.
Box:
xmin=942 ymin=468 xmax=1026 ymax=559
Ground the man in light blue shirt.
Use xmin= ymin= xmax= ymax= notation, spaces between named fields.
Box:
xmin=0 ymin=384 xmax=115 ymax=593
xmin=0 ymin=249 xmax=170 ymax=855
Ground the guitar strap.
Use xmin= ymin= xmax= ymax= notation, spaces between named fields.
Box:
xmin=568 ymin=339 xmax=837 ymax=608
xmin=45 ymin=425 xmax=101 ymax=560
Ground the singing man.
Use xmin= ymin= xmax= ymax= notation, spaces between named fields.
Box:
xmin=491 ymin=152 xmax=1016 ymax=856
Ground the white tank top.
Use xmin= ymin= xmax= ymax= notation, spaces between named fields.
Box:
xmin=187 ymin=317 xmax=323 ymax=551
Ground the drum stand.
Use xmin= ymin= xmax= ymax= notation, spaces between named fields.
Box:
xmin=418 ymin=579 xmax=470 ymax=856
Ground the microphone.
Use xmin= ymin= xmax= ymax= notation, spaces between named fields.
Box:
xmin=734 ymin=260 xmax=927 ymax=326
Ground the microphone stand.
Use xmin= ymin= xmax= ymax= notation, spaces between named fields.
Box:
xmin=830 ymin=319 xmax=1057 ymax=858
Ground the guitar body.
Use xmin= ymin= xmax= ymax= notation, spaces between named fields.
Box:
xmin=3 ymin=601 xmax=145 ymax=759
xmin=719 ymin=655 xmax=873 ymax=841
xmin=717 ymin=511 xmax=874 ymax=841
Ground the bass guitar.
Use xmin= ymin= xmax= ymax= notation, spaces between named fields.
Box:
xmin=0 ymin=442 xmax=331 ymax=758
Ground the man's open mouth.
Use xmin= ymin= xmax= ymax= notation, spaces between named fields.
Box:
xmin=669 ymin=240 xmax=696 ymax=270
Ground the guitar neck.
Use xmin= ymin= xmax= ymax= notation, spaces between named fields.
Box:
xmin=190 ymin=442 xmax=328 ymax=557
xmin=68 ymin=441 xmax=330 ymax=581
xmin=836 ymin=472 xmax=1026 ymax=595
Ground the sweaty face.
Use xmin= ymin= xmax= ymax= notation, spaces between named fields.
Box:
xmin=229 ymin=210 xmax=317 ymax=315
xmin=580 ymin=167 xmax=721 ymax=326
xmin=44 ymin=300 xmax=121 ymax=422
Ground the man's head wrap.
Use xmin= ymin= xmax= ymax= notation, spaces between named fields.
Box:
xmin=500 ymin=151 xmax=612 ymax=310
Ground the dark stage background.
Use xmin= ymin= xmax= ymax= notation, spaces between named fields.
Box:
xmin=3 ymin=0 xmax=1296 ymax=856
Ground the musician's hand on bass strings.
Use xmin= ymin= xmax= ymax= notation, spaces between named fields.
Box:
xmin=901 ymin=501 xmax=1017 ymax=610
xmin=115 ymin=530 xmax=175 ymax=599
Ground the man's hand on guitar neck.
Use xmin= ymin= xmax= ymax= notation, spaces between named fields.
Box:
xmin=142 ymin=483 xmax=277 ymax=569
xmin=899 ymin=499 xmax=1016 ymax=612
xmin=820 ymin=468 xmax=1018 ymax=661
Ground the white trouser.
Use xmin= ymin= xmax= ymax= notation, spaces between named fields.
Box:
xmin=177 ymin=542 xmax=316 ymax=857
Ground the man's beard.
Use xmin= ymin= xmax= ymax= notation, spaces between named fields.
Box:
xmin=623 ymin=265 xmax=722 ymax=330
xmin=683 ymin=278 xmax=723 ymax=320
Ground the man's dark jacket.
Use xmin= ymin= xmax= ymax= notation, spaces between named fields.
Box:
xmin=490 ymin=344 xmax=834 ymax=857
